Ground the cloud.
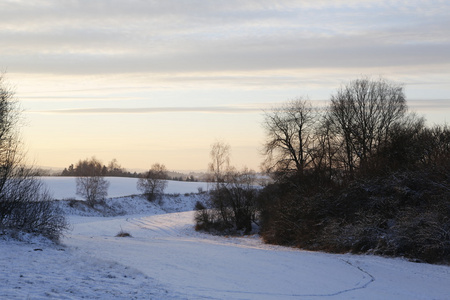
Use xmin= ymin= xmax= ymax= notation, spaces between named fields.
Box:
xmin=28 ymin=106 xmax=265 ymax=115
xmin=1 ymin=0 xmax=449 ymax=76
xmin=408 ymin=99 xmax=450 ymax=111
xmin=29 ymin=99 xmax=450 ymax=115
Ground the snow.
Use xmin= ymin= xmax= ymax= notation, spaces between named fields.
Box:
xmin=0 ymin=238 xmax=175 ymax=299
xmin=1 ymin=177 xmax=450 ymax=299
xmin=41 ymin=176 xmax=209 ymax=200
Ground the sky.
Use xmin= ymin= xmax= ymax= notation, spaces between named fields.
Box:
xmin=1 ymin=0 xmax=449 ymax=172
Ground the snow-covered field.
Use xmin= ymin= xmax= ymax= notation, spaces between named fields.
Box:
xmin=42 ymin=176 xmax=209 ymax=200
xmin=1 ymin=177 xmax=450 ymax=299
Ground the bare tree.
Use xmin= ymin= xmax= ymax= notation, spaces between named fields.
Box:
xmin=208 ymin=140 xmax=231 ymax=184
xmin=262 ymin=98 xmax=317 ymax=178
xmin=75 ymin=157 xmax=110 ymax=206
xmin=196 ymin=141 xmax=259 ymax=233
xmin=0 ymin=74 xmax=68 ymax=241
xmin=137 ymin=163 xmax=168 ymax=201
xmin=107 ymin=158 xmax=124 ymax=176
xmin=196 ymin=166 xmax=259 ymax=234
xmin=222 ymin=167 xmax=259 ymax=233
xmin=327 ymin=77 xmax=407 ymax=177
xmin=310 ymin=116 xmax=340 ymax=180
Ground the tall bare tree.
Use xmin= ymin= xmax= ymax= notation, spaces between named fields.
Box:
xmin=309 ymin=116 xmax=341 ymax=180
xmin=208 ymin=140 xmax=231 ymax=184
xmin=262 ymin=98 xmax=317 ymax=178
xmin=328 ymin=77 xmax=407 ymax=176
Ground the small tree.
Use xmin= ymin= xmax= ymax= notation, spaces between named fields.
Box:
xmin=137 ymin=163 xmax=168 ymax=201
xmin=75 ymin=157 xmax=110 ymax=206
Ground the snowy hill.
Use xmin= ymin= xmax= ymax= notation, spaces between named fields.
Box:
xmin=40 ymin=176 xmax=209 ymax=200
xmin=1 ymin=177 xmax=450 ymax=299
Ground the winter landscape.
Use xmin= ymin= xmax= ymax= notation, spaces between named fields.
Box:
xmin=1 ymin=2 xmax=450 ymax=300
xmin=1 ymin=177 xmax=449 ymax=300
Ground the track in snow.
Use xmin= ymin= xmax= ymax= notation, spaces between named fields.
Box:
xmin=66 ymin=212 xmax=381 ymax=299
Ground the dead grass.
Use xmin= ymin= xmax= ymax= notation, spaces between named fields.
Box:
xmin=115 ymin=227 xmax=132 ymax=238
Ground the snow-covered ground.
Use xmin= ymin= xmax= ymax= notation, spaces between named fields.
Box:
xmin=41 ymin=176 xmax=209 ymax=200
xmin=1 ymin=177 xmax=450 ymax=299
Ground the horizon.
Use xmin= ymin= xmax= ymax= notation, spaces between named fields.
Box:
xmin=36 ymin=164 xmax=212 ymax=175
xmin=2 ymin=1 xmax=449 ymax=171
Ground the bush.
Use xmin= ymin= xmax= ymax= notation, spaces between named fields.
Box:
xmin=195 ymin=170 xmax=259 ymax=234
xmin=0 ymin=175 xmax=69 ymax=242
xmin=259 ymin=167 xmax=450 ymax=263
xmin=116 ymin=228 xmax=132 ymax=238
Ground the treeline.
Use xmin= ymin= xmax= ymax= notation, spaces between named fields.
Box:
xmin=60 ymin=158 xmax=199 ymax=181
xmin=70 ymin=159 xmax=172 ymax=206
xmin=61 ymin=158 xmax=138 ymax=177
xmin=260 ymin=77 xmax=450 ymax=263
xmin=196 ymin=77 xmax=450 ymax=263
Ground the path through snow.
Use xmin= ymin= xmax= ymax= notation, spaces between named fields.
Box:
xmin=65 ymin=211 xmax=450 ymax=300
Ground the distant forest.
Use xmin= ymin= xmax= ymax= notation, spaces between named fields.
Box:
xmin=60 ymin=158 xmax=199 ymax=182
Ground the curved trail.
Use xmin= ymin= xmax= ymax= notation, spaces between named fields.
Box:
xmin=65 ymin=211 xmax=450 ymax=300
xmin=126 ymin=213 xmax=376 ymax=298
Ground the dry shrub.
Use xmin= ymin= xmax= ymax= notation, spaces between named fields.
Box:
xmin=0 ymin=169 xmax=70 ymax=242
xmin=259 ymin=167 xmax=450 ymax=263
xmin=195 ymin=170 xmax=259 ymax=235
xmin=194 ymin=203 xmax=234 ymax=234
xmin=116 ymin=228 xmax=132 ymax=238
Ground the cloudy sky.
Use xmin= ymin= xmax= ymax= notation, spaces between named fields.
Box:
xmin=1 ymin=0 xmax=449 ymax=172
